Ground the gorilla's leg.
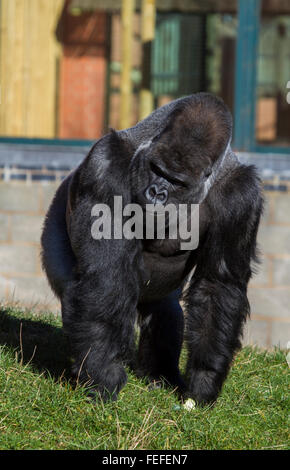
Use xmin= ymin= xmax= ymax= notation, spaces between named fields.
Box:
xmin=183 ymin=165 xmax=263 ymax=406
xmin=184 ymin=278 xmax=249 ymax=406
xmin=61 ymin=268 xmax=139 ymax=402
xmin=137 ymin=289 xmax=185 ymax=392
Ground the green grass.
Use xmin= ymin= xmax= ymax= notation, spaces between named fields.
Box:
xmin=0 ymin=306 xmax=289 ymax=450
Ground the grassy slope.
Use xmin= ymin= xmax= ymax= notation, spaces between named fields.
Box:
xmin=0 ymin=306 xmax=289 ymax=450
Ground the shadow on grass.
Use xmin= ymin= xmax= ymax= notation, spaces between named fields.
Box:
xmin=0 ymin=308 xmax=70 ymax=380
xmin=0 ymin=308 xmax=184 ymax=398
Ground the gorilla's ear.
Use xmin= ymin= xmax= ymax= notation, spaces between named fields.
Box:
xmin=162 ymin=93 xmax=232 ymax=160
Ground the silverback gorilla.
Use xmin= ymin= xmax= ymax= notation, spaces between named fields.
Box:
xmin=41 ymin=93 xmax=263 ymax=405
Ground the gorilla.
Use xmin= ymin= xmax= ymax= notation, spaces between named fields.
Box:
xmin=41 ymin=93 xmax=263 ymax=405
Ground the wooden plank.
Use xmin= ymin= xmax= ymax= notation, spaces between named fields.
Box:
xmin=139 ymin=0 xmax=156 ymax=120
xmin=70 ymin=0 xmax=237 ymax=13
xmin=120 ymin=0 xmax=135 ymax=129
xmin=0 ymin=0 xmax=64 ymax=138
xmin=0 ymin=0 xmax=25 ymax=136
xmin=71 ymin=0 xmax=290 ymax=14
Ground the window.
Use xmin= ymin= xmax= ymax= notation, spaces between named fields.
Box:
xmin=256 ymin=15 xmax=290 ymax=147
xmin=234 ymin=0 xmax=290 ymax=153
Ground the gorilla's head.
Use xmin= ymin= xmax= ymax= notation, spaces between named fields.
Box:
xmin=130 ymin=93 xmax=232 ymax=208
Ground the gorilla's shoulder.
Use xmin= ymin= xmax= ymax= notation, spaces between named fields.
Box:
xmin=207 ymin=162 xmax=263 ymax=222
xmin=68 ymin=131 xmax=136 ymax=204
xmin=222 ymin=163 xmax=262 ymax=202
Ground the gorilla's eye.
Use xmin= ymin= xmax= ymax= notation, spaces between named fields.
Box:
xmin=150 ymin=162 xmax=168 ymax=180
xmin=150 ymin=162 xmax=187 ymax=187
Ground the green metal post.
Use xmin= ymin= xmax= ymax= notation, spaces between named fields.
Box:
xmin=234 ymin=0 xmax=261 ymax=151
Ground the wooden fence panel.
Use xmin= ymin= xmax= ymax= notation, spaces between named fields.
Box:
xmin=0 ymin=0 xmax=64 ymax=138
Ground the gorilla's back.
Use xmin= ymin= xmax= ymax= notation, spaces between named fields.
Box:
xmin=41 ymin=173 xmax=76 ymax=298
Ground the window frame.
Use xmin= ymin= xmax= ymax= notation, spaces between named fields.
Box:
xmin=234 ymin=0 xmax=290 ymax=154
xmin=0 ymin=137 xmax=94 ymax=147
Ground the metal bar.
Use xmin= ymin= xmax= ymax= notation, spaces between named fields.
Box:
xmin=234 ymin=0 xmax=261 ymax=151
xmin=254 ymin=145 xmax=290 ymax=154
xmin=0 ymin=137 xmax=94 ymax=147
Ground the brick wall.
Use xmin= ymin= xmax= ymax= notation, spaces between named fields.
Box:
xmin=245 ymin=183 xmax=290 ymax=349
xmin=0 ymin=157 xmax=289 ymax=349
xmin=58 ymin=5 xmax=107 ymax=139
xmin=0 ymin=171 xmax=63 ymax=313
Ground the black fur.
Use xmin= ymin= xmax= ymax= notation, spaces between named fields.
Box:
xmin=41 ymin=93 xmax=263 ymax=404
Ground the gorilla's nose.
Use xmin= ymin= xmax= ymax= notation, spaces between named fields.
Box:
xmin=145 ymin=184 xmax=168 ymax=205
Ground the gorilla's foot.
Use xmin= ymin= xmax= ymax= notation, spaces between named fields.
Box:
xmin=72 ymin=360 xmax=128 ymax=403
xmin=185 ymin=369 xmax=222 ymax=406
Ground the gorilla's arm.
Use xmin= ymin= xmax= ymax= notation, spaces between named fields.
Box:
xmin=60 ymin=131 xmax=144 ymax=401
xmin=183 ymin=163 xmax=263 ymax=405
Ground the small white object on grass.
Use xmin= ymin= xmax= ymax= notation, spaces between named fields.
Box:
xmin=286 ymin=341 xmax=290 ymax=368
xmin=183 ymin=398 xmax=196 ymax=411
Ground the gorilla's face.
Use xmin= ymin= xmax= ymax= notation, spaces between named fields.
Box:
xmin=130 ymin=101 xmax=231 ymax=213
xmin=130 ymin=137 xmax=215 ymax=209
